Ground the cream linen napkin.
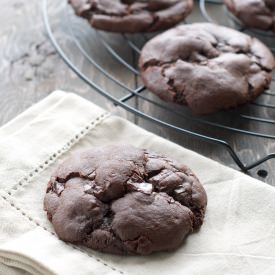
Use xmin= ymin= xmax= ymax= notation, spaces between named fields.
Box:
xmin=0 ymin=90 xmax=275 ymax=275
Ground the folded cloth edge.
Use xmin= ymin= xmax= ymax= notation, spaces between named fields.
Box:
xmin=0 ymin=251 xmax=51 ymax=275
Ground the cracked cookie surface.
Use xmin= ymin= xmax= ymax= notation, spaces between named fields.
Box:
xmin=139 ymin=23 xmax=275 ymax=114
xmin=224 ymin=0 xmax=275 ymax=33
xmin=68 ymin=0 xmax=194 ymax=33
xmin=44 ymin=144 xmax=207 ymax=255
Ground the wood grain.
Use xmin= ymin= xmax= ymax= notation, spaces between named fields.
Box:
xmin=0 ymin=0 xmax=274 ymax=184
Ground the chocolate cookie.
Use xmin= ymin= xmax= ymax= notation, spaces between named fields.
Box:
xmin=224 ymin=0 xmax=275 ymax=33
xmin=44 ymin=144 xmax=207 ymax=255
xmin=69 ymin=0 xmax=194 ymax=33
xmin=139 ymin=23 xmax=275 ymax=114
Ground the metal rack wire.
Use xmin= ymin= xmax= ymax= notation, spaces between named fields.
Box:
xmin=43 ymin=0 xmax=275 ymax=176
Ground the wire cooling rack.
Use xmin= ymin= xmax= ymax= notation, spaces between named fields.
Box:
xmin=43 ymin=0 xmax=275 ymax=178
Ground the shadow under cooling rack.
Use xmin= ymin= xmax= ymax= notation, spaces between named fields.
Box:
xmin=43 ymin=0 xmax=275 ymax=178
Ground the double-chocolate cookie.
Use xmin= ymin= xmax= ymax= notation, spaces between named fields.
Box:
xmin=139 ymin=23 xmax=275 ymax=114
xmin=224 ymin=0 xmax=275 ymax=33
xmin=69 ymin=0 xmax=194 ymax=33
xmin=44 ymin=144 xmax=207 ymax=255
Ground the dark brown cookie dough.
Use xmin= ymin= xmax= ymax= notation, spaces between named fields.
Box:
xmin=69 ymin=0 xmax=194 ymax=33
xmin=224 ymin=0 xmax=275 ymax=33
xmin=139 ymin=23 xmax=275 ymax=115
xmin=44 ymin=144 xmax=207 ymax=255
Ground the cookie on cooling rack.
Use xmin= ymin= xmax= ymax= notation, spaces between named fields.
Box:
xmin=139 ymin=23 xmax=275 ymax=115
xmin=44 ymin=144 xmax=207 ymax=255
xmin=224 ymin=0 xmax=275 ymax=33
xmin=69 ymin=0 xmax=194 ymax=33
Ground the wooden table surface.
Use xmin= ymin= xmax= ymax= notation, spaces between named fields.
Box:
xmin=1 ymin=0 xmax=274 ymax=184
